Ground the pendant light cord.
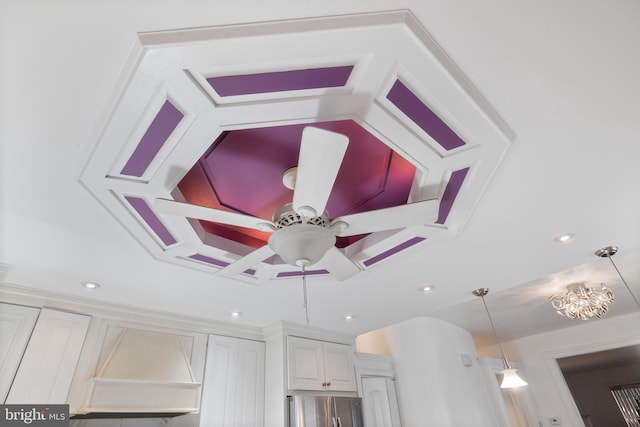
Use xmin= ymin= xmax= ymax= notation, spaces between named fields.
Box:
xmin=606 ymin=256 xmax=640 ymax=310
xmin=479 ymin=294 xmax=511 ymax=369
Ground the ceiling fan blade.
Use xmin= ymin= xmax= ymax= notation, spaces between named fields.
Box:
xmin=154 ymin=198 xmax=275 ymax=231
xmin=292 ymin=126 xmax=349 ymax=217
xmin=320 ymin=246 xmax=362 ymax=281
xmin=331 ymin=198 xmax=440 ymax=237
xmin=217 ymin=245 xmax=276 ymax=277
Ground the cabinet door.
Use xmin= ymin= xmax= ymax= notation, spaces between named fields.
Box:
xmin=361 ymin=377 xmax=401 ymax=427
xmin=6 ymin=308 xmax=90 ymax=404
xmin=287 ymin=336 xmax=325 ymax=391
xmin=0 ymin=303 xmax=40 ymax=402
xmin=323 ymin=341 xmax=357 ymax=392
xmin=200 ymin=335 xmax=265 ymax=427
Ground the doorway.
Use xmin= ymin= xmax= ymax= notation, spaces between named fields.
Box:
xmin=556 ymin=345 xmax=640 ymax=427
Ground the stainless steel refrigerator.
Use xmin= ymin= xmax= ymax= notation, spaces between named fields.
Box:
xmin=288 ymin=395 xmax=364 ymax=427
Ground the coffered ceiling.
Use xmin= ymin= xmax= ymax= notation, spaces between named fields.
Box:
xmin=1 ymin=0 xmax=639 ymax=339
xmin=79 ymin=12 xmax=511 ymax=283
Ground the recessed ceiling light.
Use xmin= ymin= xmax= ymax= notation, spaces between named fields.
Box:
xmin=231 ymin=311 xmax=242 ymax=318
xmin=555 ymin=233 xmax=575 ymax=243
xmin=82 ymin=282 xmax=100 ymax=289
xmin=344 ymin=314 xmax=354 ymax=320
xmin=422 ymin=286 xmax=434 ymax=292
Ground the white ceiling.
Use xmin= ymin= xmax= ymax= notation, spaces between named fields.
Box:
xmin=1 ymin=0 xmax=639 ymax=342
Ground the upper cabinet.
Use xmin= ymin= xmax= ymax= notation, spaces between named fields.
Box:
xmin=5 ymin=307 xmax=90 ymax=404
xmin=354 ymin=352 xmax=402 ymax=427
xmin=360 ymin=377 xmax=402 ymax=427
xmin=287 ymin=336 xmax=357 ymax=392
xmin=200 ymin=334 xmax=265 ymax=427
xmin=0 ymin=303 xmax=40 ymax=402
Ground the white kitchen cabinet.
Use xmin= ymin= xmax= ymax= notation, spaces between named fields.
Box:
xmin=6 ymin=308 xmax=90 ymax=404
xmin=361 ymin=377 xmax=402 ymax=427
xmin=0 ymin=303 xmax=40 ymax=402
xmin=355 ymin=353 xmax=402 ymax=427
xmin=287 ymin=336 xmax=357 ymax=392
xmin=199 ymin=334 xmax=265 ymax=427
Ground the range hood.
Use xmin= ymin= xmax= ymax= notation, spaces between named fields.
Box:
xmin=76 ymin=328 xmax=201 ymax=417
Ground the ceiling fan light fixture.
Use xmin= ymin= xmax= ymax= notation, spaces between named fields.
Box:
xmin=268 ymin=224 xmax=336 ymax=267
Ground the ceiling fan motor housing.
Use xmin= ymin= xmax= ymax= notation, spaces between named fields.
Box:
xmin=272 ymin=203 xmax=329 ymax=228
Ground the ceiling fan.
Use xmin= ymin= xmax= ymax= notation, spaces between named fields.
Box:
xmin=155 ymin=126 xmax=440 ymax=280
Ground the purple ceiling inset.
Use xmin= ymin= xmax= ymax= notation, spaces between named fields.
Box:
xmin=178 ymin=119 xmax=417 ymax=250
xmin=436 ymin=167 xmax=470 ymax=224
xmin=121 ymin=100 xmax=183 ymax=177
xmin=277 ymin=269 xmax=330 ymax=278
xmin=387 ymin=80 xmax=465 ymax=151
xmin=188 ymin=254 xmax=256 ymax=276
xmin=125 ymin=196 xmax=177 ymax=246
xmin=207 ymin=65 xmax=354 ymax=97
xmin=188 ymin=253 xmax=228 ymax=268
xmin=363 ymin=236 xmax=426 ymax=267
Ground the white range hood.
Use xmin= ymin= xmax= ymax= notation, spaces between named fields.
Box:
xmin=77 ymin=328 xmax=201 ymax=416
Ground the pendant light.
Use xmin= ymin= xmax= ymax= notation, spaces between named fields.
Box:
xmin=473 ymin=288 xmax=528 ymax=388
xmin=595 ymin=246 xmax=640 ymax=311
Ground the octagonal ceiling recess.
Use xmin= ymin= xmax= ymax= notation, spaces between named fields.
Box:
xmin=80 ymin=10 xmax=513 ymax=285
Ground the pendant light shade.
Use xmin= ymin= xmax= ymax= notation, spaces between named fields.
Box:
xmin=500 ymin=368 xmax=529 ymax=389
xmin=473 ymin=288 xmax=528 ymax=389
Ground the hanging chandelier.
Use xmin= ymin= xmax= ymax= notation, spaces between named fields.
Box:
xmin=473 ymin=288 xmax=528 ymax=389
xmin=550 ymin=283 xmax=614 ymax=320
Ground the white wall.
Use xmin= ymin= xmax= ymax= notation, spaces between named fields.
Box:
xmin=357 ymin=317 xmax=497 ymax=427
xmin=477 ymin=311 xmax=640 ymax=427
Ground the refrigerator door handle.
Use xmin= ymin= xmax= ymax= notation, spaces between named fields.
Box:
xmin=332 ymin=417 xmax=337 ymax=427
xmin=337 ymin=416 xmax=343 ymax=427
